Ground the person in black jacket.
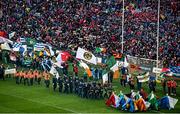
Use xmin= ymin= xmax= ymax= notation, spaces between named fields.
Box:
xmin=52 ymin=76 xmax=57 ymax=91
xmin=0 ymin=64 xmax=5 ymax=80
xmin=58 ymin=77 xmax=63 ymax=93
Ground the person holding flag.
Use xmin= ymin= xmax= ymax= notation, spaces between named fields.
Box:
xmin=52 ymin=75 xmax=58 ymax=91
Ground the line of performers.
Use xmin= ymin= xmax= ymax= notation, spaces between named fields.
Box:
xmin=14 ymin=69 xmax=113 ymax=99
xmin=15 ymin=70 xmax=51 ymax=87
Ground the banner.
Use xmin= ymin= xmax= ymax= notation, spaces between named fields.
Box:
xmin=153 ymin=67 xmax=162 ymax=74
xmin=76 ymin=47 xmax=97 ymax=65
xmin=1 ymin=43 xmax=11 ymax=51
xmin=5 ymin=68 xmax=16 ymax=75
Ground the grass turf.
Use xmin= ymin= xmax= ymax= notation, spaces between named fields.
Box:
xmin=0 ymin=78 xmax=180 ymax=113
xmin=0 ymin=61 xmax=180 ymax=113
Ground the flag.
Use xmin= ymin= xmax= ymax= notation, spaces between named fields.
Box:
xmin=123 ymin=56 xmax=129 ymax=67
xmin=76 ymin=47 xmax=97 ymax=65
xmin=110 ymin=61 xmax=120 ymax=79
xmin=56 ymin=51 xmax=71 ymax=64
xmin=79 ymin=60 xmax=92 ymax=77
xmin=9 ymin=32 xmax=16 ymax=39
xmin=44 ymin=47 xmax=51 ymax=56
xmin=19 ymin=45 xmax=27 ymax=56
xmin=34 ymin=43 xmax=46 ymax=51
xmin=122 ymin=98 xmax=136 ymax=112
xmin=158 ymin=96 xmax=178 ymax=110
xmin=137 ymin=72 xmax=150 ymax=83
xmin=5 ymin=68 xmax=16 ymax=75
xmin=49 ymin=66 xmax=58 ymax=76
xmin=12 ymin=42 xmax=22 ymax=51
xmin=169 ymin=66 xmax=180 ymax=74
xmin=26 ymin=38 xmax=36 ymax=46
xmin=1 ymin=43 xmax=11 ymax=51
xmin=135 ymin=98 xmax=147 ymax=111
xmin=48 ymin=46 xmax=54 ymax=56
xmin=23 ymin=59 xmax=32 ymax=66
xmin=102 ymin=70 xmax=108 ymax=84
xmin=106 ymin=56 xmax=116 ymax=68
xmin=95 ymin=47 xmax=106 ymax=53
xmin=0 ymin=36 xmax=13 ymax=44
xmin=17 ymin=37 xmax=26 ymax=43
xmin=106 ymin=93 xmax=120 ymax=108
xmin=96 ymin=57 xmax=102 ymax=64
xmin=42 ymin=59 xmax=51 ymax=71
xmin=147 ymin=92 xmax=159 ymax=110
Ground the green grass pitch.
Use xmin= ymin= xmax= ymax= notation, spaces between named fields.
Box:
xmin=0 ymin=62 xmax=180 ymax=113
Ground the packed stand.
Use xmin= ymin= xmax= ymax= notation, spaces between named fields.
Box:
xmin=0 ymin=0 xmax=179 ymax=67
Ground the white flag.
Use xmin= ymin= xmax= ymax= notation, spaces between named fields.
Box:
xmin=76 ymin=47 xmax=97 ymax=65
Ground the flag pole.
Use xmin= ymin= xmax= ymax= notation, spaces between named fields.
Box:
xmin=121 ymin=0 xmax=125 ymax=53
xmin=156 ymin=0 xmax=160 ymax=68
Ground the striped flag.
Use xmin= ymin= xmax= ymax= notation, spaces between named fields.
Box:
xmin=12 ymin=42 xmax=22 ymax=51
xmin=79 ymin=60 xmax=92 ymax=77
xmin=17 ymin=37 xmax=26 ymax=43
xmin=137 ymin=72 xmax=150 ymax=83
xmin=34 ymin=43 xmax=46 ymax=51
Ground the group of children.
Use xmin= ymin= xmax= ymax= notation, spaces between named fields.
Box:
xmin=15 ymin=70 xmax=51 ymax=87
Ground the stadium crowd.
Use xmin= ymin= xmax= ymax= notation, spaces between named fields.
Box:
xmin=0 ymin=0 xmax=179 ymax=67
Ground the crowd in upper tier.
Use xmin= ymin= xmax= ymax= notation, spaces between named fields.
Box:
xmin=0 ymin=0 xmax=179 ymax=67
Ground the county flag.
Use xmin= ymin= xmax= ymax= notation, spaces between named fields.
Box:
xmin=26 ymin=38 xmax=36 ymax=46
xmin=9 ymin=32 xmax=16 ymax=39
xmin=1 ymin=42 xmax=11 ymax=51
xmin=12 ymin=42 xmax=22 ymax=51
xmin=19 ymin=45 xmax=27 ymax=56
xmin=95 ymin=47 xmax=106 ymax=53
xmin=76 ymin=47 xmax=97 ymax=65
xmin=137 ymin=72 xmax=150 ymax=83
xmin=106 ymin=56 xmax=116 ymax=68
xmin=106 ymin=93 xmax=120 ymax=108
xmin=17 ymin=37 xmax=26 ymax=43
xmin=158 ymin=96 xmax=178 ymax=110
xmin=34 ymin=43 xmax=46 ymax=51
xmin=0 ymin=36 xmax=13 ymax=44
xmin=110 ymin=61 xmax=120 ymax=79
xmin=147 ymin=92 xmax=159 ymax=110
xmin=79 ymin=60 xmax=92 ymax=77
